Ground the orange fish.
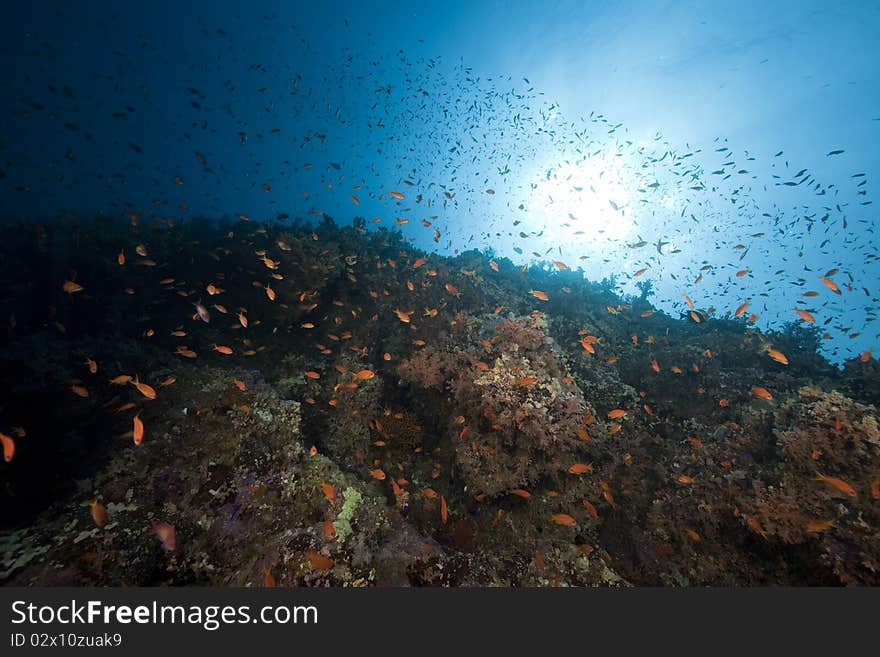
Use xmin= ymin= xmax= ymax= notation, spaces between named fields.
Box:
xmin=306 ymin=552 xmax=333 ymax=571
xmin=766 ymin=348 xmax=788 ymax=365
xmin=444 ymin=283 xmax=460 ymax=296
xmin=551 ymin=513 xmax=577 ymax=527
xmin=490 ymin=261 xmax=499 ymax=272
xmin=263 ymin=568 xmax=276 ymax=587
xmin=265 ymin=284 xmax=276 ymax=301
xmin=677 ymin=474 xmax=696 ymax=485
xmin=323 ymin=519 xmax=336 ymax=539
xmin=320 ymin=482 xmax=335 ymax=502
xmin=394 ymin=308 xmax=412 ymax=323
xmin=859 ymin=349 xmax=872 ymax=362
xmin=805 ymin=519 xmax=835 ymax=533
xmin=85 ymin=358 xmax=98 ymax=374
xmin=133 ymin=415 xmax=144 ymax=445
xmin=568 ymin=463 xmax=593 ymax=475
xmin=388 ymin=191 xmax=405 ymax=200
xmin=370 ymin=468 xmax=386 ymax=480
xmin=734 ymin=300 xmax=749 ymax=317
xmin=71 ymin=384 xmax=90 ymax=398
xmin=62 ymin=280 xmax=84 ymax=294
xmin=440 ymin=495 xmax=448 ymax=524
xmin=516 ymin=376 xmax=538 ymax=386
xmin=510 ymin=488 xmax=531 ymax=499
xmin=131 ymin=377 xmax=156 ymax=400
xmin=816 ymin=473 xmax=856 ymax=498
xmin=607 ymin=409 xmax=627 ymax=419
xmin=600 ymin=481 xmax=616 ymax=508
xmin=685 ymin=294 xmax=694 ymax=309
xmin=422 ymin=487 xmax=439 ymax=500
xmin=213 ymin=344 xmax=233 ymax=355
xmin=745 ymin=515 xmax=768 ymax=539
xmin=152 ymin=522 xmax=176 ymax=551
xmin=650 ymin=359 xmax=660 ymax=373
xmin=234 ymin=379 xmax=247 ymax=391
xmin=534 ymin=551 xmax=545 ymax=573
xmin=530 ymin=290 xmax=549 ymax=301
xmin=90 ymin=499 xmax=108 ymax=527
xmin=0 ymin=432 xmax=16 ymax=462
xmin=304 ymin=371 xmax=321 ymax=379
xmin=353 ymin=369 xmax=375 ymax=380
xmin=412 ymin=257 xmax=426 ymax=269
xmin=819 ymin=276 xmax=841 ymax=295
xmin=684 ymin=528 xmax=701 ymax=542
xmin=582 ymin=499 xmax=599 ymax=519
xmin=751 ymin=386 xmax=773 ymax=400
xmin=794 ymin=307 xmax=815 ymax=324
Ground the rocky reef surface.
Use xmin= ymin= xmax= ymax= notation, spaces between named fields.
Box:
xmin=0 ymin=216 xmax=876 ymax=586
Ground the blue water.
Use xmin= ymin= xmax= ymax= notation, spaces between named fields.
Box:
xmin=1 ymin=0 xmax=877 ymax=362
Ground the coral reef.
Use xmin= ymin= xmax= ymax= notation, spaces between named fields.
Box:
xmin=399 ymin=314 xmax=593 ymax=497
xmin=0 ymin=216 xmax=876 ymax=586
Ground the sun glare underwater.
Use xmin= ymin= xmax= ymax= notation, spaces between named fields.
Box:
xmin=0 ymin=1 xmax=878 ymax=587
